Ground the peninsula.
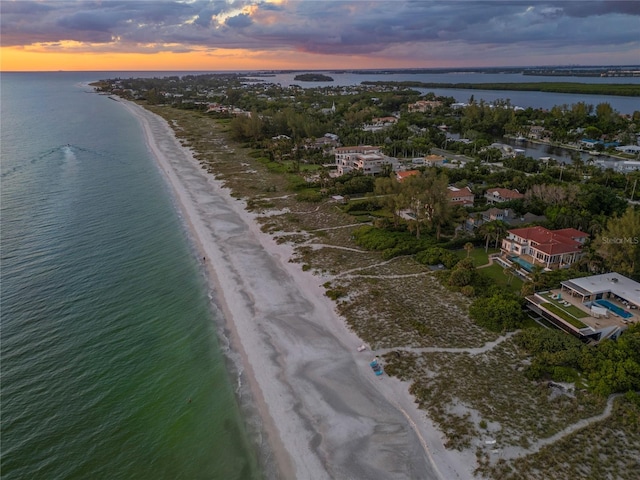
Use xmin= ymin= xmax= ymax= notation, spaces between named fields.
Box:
xmin=97 ymin=72 xmax=640 ymax=480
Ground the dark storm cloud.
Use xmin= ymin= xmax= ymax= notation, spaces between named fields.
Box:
xmin=1 ymin=0 xmax=638 ymax=62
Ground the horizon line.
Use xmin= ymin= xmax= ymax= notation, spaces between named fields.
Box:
xmin=3 ymin=64 xmax=640 ymax=74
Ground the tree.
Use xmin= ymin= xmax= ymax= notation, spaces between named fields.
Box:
xmin=593 ymin=207 xmax=640 ymax=279
xmin=479 ymin=222 xmax=496 ymax=253
xmin=492 ymin=220 xmax=509 ymax=249
xmin=374 ymin=176 xmax=404 ymax=226
xmin=504 ymin=265 xmax=518 ymax=285
xmin=449 ymin=257 xmax=477 ymax=287
xmin=398 ymin=170 xmax=451 ymax=240
xmin=469 ymin=293 xmax=524 ymax=332
xmin=464 ymin=242 xmax=474 ymax=258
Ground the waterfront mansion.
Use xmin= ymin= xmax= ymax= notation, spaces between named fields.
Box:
xmin=501 ymin=226 xmax=588 ymax=271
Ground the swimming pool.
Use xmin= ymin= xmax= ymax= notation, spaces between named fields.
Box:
xmin=596 ymin=299 xmax=633 ymax=319
xmin=510 ymin=255 xmax=534 ymax=272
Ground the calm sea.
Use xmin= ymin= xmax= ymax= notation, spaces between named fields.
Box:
xmin=0 ymin=73 xmax=262 ymax=479
xmin=247 ymin=70 xmax=640 ymax=114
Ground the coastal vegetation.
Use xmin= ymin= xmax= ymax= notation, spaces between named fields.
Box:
xmin=97 ymin=72 xmax=640 ymax=478
xmin=362 ymin=80 xmax=640 ymax=96
xmin=293 ymin=73 xmax=334 ymax=82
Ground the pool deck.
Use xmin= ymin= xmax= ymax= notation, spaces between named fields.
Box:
xmin=545 ymin=289 xmax=638 ymax=330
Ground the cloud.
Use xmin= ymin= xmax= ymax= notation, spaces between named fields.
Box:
xmin=225 ymin=13 xmax=253 ymax=28
xmin=1 ymin=1 xmax=638 ymax=65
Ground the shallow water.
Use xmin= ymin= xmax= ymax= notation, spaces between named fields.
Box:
xmin=1 ymin=72 xmax=261 ymax=480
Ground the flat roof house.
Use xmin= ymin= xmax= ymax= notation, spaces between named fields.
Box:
xmin=333 ymin=145 xmax=398 ymax=176
xmin=525 ymin=272 xmax=638 ymax=342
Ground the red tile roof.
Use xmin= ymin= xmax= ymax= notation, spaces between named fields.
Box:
xmin=396 ymin=170 xmax=420 ymax=182
xmin=554 ymin=228 xmax=589 ymax=239
xmin=447 ymin=186 xmax=474 ymax=205
xmin=508 ymin=226 xmax=587 ymax=255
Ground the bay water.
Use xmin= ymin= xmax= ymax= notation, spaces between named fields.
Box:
xmin=0 ymin=73 xmax=262 ymax=479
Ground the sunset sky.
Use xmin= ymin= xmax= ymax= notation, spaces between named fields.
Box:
xmin=2 ymin=0 xmax=639 ymax=72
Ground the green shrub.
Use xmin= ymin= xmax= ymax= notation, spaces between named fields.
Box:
xmin=461 ymin=285 xmax=475 ymax=297
xmin=296 ymin=190 xmax=323 ymax=202
xmin=415 ymin=247 xmax=459 ymax=268
xmin=469 ymin=292 xmax=524 ymax=332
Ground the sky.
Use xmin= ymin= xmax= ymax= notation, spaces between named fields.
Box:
xmin=1 ymin=0 xmax=639 ymax=72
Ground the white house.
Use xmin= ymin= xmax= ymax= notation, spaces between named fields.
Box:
xmin=333 ymin=146 xmax=398 ymax=176
xmin=615 ymin=145 xmax=640 ymax=155
xmin=616 ymin=161 xmax=640 ymax=172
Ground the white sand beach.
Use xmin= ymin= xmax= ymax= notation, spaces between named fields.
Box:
xmin=120 ymin=100 xmax=476 ymax=480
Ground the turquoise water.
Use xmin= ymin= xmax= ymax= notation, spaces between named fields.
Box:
xmin=1 ymin=73 xmax=262 ymax=479
xmin=596 ymin=299 xmax=633 ymax=319
xmin=509 ymin=255 xmax=534 ymax=272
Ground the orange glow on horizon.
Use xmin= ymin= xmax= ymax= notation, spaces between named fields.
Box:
xmin=0 ymin=45 xmax=434 ymax=72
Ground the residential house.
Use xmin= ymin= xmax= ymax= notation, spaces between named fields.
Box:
xmin=305 ymin=134 xmax=340 ymax=151
xmin=485 ymin=187 xmax=525 ymax=204
xmin=482 ymin=208 xmax=546 ymax=225
xmin=363 ymin=116 xmax=398 ymax=132
xmin=333 ymin=145 xmax=398 ymax=176
xmin=580 ymin=139 xmax=620 ymax=149
xmin=396 ymin=170 xmax=420 ymax=182
xmin=501 ymin=226 xmax=588 ymax=270
xmin=615 ymin=160 xmax=640 ymax=172
xmin=206 ymin=103 xmax=250 ymax=116
xmin=524 ymin=272 xmax=638 ymax=342
xmin=615 ymin=145 xmax=640 ymax=155
xmin=423 ymin=154 xmax=446 ymax=167
xmin=372 ymin=116 xmax=398 ymax=125
xmin=447 ymin=186 xmax=474 ymax=207
xmin=528 ymin=126 xmax=549 ymax=140
xmin=408 ymin=100 xmax=442 ymax=113
xmin=465 ymin=208 xmax=546 ymax=231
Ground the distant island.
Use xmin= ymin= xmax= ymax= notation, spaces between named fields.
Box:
xmin=294 ymin=73 xmax=334 ymax=82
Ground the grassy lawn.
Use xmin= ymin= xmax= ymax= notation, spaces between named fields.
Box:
xmin=456 ymin=247 xmax=498 ymax=267
xmin=541 ymin=293 xmax=589 ymax=318
xmin=479 ymin=263 xmax=523 ymax=292
xmin=540 ymin=302 xmax=588 ymax=329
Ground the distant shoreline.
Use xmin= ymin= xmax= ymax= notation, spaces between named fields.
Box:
xmin=361 ymin=80 xmax=640 ymax=96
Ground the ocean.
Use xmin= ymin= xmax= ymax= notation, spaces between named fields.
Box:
xmin=0 ymin=73 xmax=262 ymax=479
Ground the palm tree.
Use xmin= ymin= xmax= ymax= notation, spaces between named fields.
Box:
xmin=479 ymin=222 xmax=496 ymax=253
xmin=504 ymin=265 xmax=518 ymax=285
xmin=492 ymin=220 xmax=508 ymax=249
xmin=464 ymin=242 xmax=474 ymax=258
xmin=528 ymin=265 xmax=545 ymax=292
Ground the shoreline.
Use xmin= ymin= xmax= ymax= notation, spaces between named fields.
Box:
xmin=118 ymin=99 xmax=476 ymax=480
